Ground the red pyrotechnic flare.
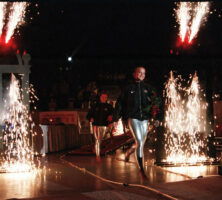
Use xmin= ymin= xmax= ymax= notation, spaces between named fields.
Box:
xmin=175 ymin=2 xmax=210 ymax=46
xmin=188 ymin=2 xmax=210 ymax=43
xmin=5 ymin=2 xmax=28 ymax=44
xmin=0 ymin=2 xmax=29 ymax=46
xmin=0 ymin=2 xmax=7 ymax=37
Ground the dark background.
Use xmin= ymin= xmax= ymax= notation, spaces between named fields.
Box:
xmin=0 ymin=0 xmax=222 ymax=110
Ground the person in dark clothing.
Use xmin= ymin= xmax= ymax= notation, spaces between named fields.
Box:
xmin=87 ymin=92 xmax=114 ymax=157
xmin=114 ymin=66 xmax=161 ymax=172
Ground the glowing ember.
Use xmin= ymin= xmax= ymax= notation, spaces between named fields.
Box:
xmin=164 ymin=71 xmax=208 ymax=165
xmin=175 ymin=2 xmax=210 ymax=45
xmin=0 ymin=74 xmax=36 ymax=173
xmin=5 ymin=2 xmax=28 ymax=43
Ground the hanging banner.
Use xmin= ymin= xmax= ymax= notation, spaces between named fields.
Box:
xmin=39 ymin=111 xmax=78 ymax=125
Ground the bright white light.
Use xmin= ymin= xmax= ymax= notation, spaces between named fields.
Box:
xmin=164 ymin=71 xmax=209 ymax=165
xmin=175 ymin=2 xmax=210 ymax=44
xmin=188 ymin=2 xmax=210 ymax=43
xmin=68 ymin=56 xmax=72 ymax=62
xmin=5 ymin=2 xmax=28 ymax=43
xmin=0 ymin=74 xmax=36 ymax=173
xmin=0 ymin=2 xmax=7 ymax=36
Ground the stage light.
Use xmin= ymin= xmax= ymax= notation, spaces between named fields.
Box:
xmin=68 ymin=56 xmax=72 ymax=62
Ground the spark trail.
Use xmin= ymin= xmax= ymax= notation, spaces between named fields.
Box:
xmin=0 ymin=2 xmax=7 ymax=37
xmin=5 ymin=2 xmax=28 ymax=43
xmin=0 ymin=74 xmax=36 ymax=173
xmin=175 ymin=2 xmax=210 ymax=45
xmin=164 ymin=72 xmax=208 ymax=165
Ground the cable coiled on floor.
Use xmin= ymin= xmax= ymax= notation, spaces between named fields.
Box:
xmin=60 ymin=153 xmax=178 ymax=200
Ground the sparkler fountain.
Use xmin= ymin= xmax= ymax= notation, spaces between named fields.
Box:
xmin=0 ymin=74 xmax=36 ymax=173
xmin=163 ymin=71 xmax=209 ymax=165
xmin=0 ymin=2 xmax=29 ymax=45
xmin=175 ymin=2 xmax=210 ymax=45
xmin=0 ymin=1 xmax=38 ymax=173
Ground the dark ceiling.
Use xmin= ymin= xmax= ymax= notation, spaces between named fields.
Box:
xmin=13 ymin=0 xmax=222 ymax=60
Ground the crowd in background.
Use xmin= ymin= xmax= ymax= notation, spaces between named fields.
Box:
xmin=36 ymin=71 xmax=126 ymax=111
xmin=31 ymin=57 xmax=222 ymax=113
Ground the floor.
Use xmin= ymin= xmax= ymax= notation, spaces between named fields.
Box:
xmin=0 ymin=149 xmax=221 ymax=200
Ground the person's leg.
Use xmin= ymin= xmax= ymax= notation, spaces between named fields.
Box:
xmin=125 ymin=143 xmax=136 ymax=162
xmin=138 ymin=120 xmax=148 ymax=171
xmin=128 ymin=119 xmax=148 ymax=171
xmin=103 ymin=125 xmax=113 ymax=140
xmin=93 ymin=126 xmax=99 ymax=157
xmin=123 ymin=120 xmax=135 ymax=161
xmin=93 ymin=126 xmax=107 ymax=157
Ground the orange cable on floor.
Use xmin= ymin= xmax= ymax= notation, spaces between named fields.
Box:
xmin=60 ymin=154 xmax=178 ymax=200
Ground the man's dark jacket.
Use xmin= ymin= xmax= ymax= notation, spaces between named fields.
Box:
xmin=87 ymin=102 xmax=114 ymax=126
xmin=114 ymin=80 xmax=161 ymax=121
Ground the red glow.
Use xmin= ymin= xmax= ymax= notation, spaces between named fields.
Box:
xmin=4 ymin=38 xmax=16 ymax=48
xmin=0 ymin=35 xmax=17 ymax=53
xmin=188 ymin=39 xmax=193 ymax=45
xmin=176 ymin=34 xmax=195 ymax=49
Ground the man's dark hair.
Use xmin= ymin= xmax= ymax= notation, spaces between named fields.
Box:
xmin=99 ymin=90 xmax=108 ymax=96
xmin=134 ymin=66 xmax=146 ymax=72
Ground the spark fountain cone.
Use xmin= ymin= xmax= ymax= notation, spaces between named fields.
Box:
xmin=175 ymin=2 xmax=210 ymax=46
xmin=162 ymin=71 xmax=211 ymax=166
xmin=0 ymin=74 xmax=36 ymax=173
xmin=0 ymin=2 xmax=29 ymax=45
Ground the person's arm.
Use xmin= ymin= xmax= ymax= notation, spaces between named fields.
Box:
xmin=86 ymin=105 xmax=95 ymax=122
xmin=107 ymin=104 xmax=114 ymax=123
xmin=113 ymin=89 xmax=125 ymax=122
xmin=150 ymin=87 xmax=162 ymax=119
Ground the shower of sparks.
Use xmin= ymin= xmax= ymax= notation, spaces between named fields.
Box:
xmin=175 ymin=2 xmax=210 ymax=45
xmin=165 ymin=71 xmax=185 ymax=135
xmin=184 ymin=72 xmax=208 ymax=162
xmin=175 ymin=2 xmax=191 ymax=42
xmin=164 ymin=71 xmax=187 ymax=163
xmin=29 ymin=83 xmax=39 ymax=110
xmin=0 ymin=2 xmax=7 ymax=37
xmin=164 ymin=71 xmax=209 ymax=165
xmin=5 ymin=2 xmax=28 ymax=43
xmin=0 ymin=74 xmax=36 ymax=173
xmin=189 ymin=2 xmax=210 ymax=43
